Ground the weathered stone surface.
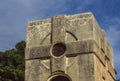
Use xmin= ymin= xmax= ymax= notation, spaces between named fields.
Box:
xmin=65 ymin=57 xmax=78 ymax=81
xmin=52 ymin=15 xmax=66 ymax=43
xmin=25 ymin=59 xmax=51 ymax=81
xmin=25 ymin=45 xmax=51 ymax=60
xmin=94 ymin=54 xmax=115 ymax=81
xmin=26 ymin=19 xmax=51 ymax=48
xmin=51 ymin=56 xmax=65 ymax=72
xmin=25 ymin=12 xmax=116 ymax=81
xmin=77 ymin=54 xmax=95 ymax=81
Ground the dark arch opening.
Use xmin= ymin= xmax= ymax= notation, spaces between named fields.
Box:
xmin=50 ymin=75 xmax=70 ymax=81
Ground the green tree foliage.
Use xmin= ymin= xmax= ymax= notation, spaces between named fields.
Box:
xmin=0 ymin=41 xmax=26 ymax=81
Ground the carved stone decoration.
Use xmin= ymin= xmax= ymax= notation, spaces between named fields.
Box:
xmin=25 ymin=12 xmax=116 ymax=81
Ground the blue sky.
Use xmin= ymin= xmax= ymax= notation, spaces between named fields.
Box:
xmin=0 ymin=0 xmax=120 ymax=79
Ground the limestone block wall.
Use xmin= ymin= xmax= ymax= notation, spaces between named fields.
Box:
xmin=25 ymin=12 xmax=116 ymax=81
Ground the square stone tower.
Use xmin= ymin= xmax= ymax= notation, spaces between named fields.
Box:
xmin=25 ymin=12 xmax=116 ymax=81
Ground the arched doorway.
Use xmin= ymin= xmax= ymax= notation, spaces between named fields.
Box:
xmin=47 ymin=72 xmax=71 ymax=81
xmin=50 ymin=75 xmax=70 ymax=81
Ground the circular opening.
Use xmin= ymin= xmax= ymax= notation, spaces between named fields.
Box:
xmin=52 ymin=43 xmax=66 ymax=57
xmin=50 ymin=76 xmax=70 ymax=81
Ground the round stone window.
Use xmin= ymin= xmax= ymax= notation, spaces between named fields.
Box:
xmin=51 ymin=43 xmax=66 ymax=57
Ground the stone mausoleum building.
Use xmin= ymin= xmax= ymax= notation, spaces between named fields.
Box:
xmin=25 ymin=12 xmax=116 ymax=81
